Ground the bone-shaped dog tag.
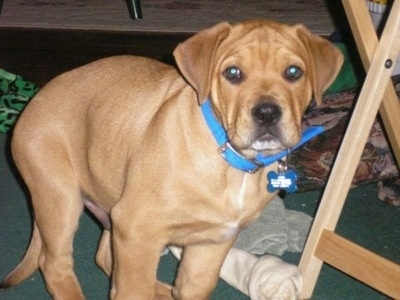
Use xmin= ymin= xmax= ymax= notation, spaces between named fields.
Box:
xmin=267 ymin=160 xmax=298 ymax=193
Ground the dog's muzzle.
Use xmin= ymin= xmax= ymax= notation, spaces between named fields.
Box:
xmin=251 ymin=102 xmax=284 ymax=151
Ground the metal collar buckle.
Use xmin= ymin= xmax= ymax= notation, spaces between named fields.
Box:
xmin=218 ymin=141 xmax=264 ymax=173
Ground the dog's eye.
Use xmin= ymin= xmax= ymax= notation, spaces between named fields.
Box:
xmin=223 ymin=66 xmax=243 ymax=84
xmin=284 ymin=65 xmax=303 ymax=82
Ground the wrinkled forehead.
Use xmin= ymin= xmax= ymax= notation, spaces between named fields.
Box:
xmin=218 ymin=24 xmax=309 ymax=68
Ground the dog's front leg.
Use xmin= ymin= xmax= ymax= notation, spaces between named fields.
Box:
xmin=173 ymin=239 xmax=235 ymax=299
xmin=110 ymin=206 xmax=168 ymax=299
xmin=96 ymin=229 xmax=173 ymax=299
xmin=170 ymin=246 xmax=302 ymax=299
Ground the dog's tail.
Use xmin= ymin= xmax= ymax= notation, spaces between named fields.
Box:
xmin=0 ymin=222 xmax=42 ymax=289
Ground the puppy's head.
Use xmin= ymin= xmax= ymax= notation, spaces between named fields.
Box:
xmin=174 ymin=20 xmax=343 ymax=157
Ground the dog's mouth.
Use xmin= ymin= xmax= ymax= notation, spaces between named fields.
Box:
xmin=250 ymin=132 xmax=285 ymax=151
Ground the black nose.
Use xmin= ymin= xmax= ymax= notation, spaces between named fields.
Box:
xmin=252 ymin=103 xmax=281 ymax=125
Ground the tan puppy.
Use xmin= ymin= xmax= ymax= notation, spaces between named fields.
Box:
xmin=1 ymin=20 xmax=343 ymax=299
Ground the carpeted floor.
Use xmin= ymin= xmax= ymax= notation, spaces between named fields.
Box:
xmin=1 ymin=131 xmax=399 ymax=299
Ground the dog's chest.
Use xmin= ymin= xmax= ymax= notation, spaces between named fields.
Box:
xmin=174 ymin=171 xmax=271 ymax=245
xmin=226 ymin=172 xmax=271 ymax=226
xmin=225 ymin=168 xmax=271 ymax=212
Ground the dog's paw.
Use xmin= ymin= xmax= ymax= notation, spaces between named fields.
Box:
xmin=247 ymin=255 xmax=302 ymax=300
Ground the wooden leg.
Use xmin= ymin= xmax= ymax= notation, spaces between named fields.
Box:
xmin=299 ymin=0 xmax=400 ymax=298
xmin=315 ymin=230 xmax=400 ymax=298
xmin=343 ymin=0 xmax=400 ymax=166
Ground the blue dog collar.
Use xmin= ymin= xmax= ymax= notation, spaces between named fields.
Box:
xmin=200 ymin=99 xmax=324 ymax=173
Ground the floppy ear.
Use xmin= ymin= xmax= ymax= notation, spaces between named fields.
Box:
xmin=173 ymin=22 xmax=231 ymax=104
xmin=295 ymin=24 xmax=344 ymax=104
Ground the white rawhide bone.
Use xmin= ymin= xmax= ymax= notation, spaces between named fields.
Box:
xmin=168 ymin=246 xmax=302 ymax=300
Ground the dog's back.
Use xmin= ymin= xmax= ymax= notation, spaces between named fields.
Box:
xmin=12 ymin=56 xmax=189 ymax=207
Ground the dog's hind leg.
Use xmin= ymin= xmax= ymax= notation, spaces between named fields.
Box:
xmin=96 ymin=229 xmax=112 ymax=276
xmin=31 ymin=180 xmax=84 ymax=300
xmin=11 ymin=138 xmax=85 ymax=300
